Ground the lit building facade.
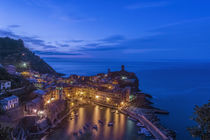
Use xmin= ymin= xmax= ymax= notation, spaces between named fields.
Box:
xmin=0 ymin=95 xmax=19 ymax=111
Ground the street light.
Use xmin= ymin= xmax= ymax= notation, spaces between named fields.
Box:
xmin=33 ymin=109 xmax=37 ymax=113
xmin=47 ymin=100 xmax=51 ymax=104
xmin=22 ymin=62 xmax=27 ymax=67
xmin=96 ymin=95 xmax=99 ymax=99
xmin=106 ymin=97 xmax=110 ymax=102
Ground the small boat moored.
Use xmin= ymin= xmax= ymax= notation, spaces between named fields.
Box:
xmin=79 ymin=129 xmax=82 ymax=135
xmin=111 ymin=110 xmax=116 ymax=113
xmin=136 ymin=122 xmax=144 ymax=127
xmin=93 ymin=124 xmax=98 ymax=130
xmin=85 ymin=123 xmax=90 ymax=127
xmin=98 ymin=120 xmax=104 ymax=124
xmin=138 ymin=128 xmax=152 ymax=137
xmin=108 ymin=122 xmax=113 ymax=127
xmin=83 ymin=126 xmax=87 ymax=130
xmin=73 ymin=132 xmax=78 ymax=136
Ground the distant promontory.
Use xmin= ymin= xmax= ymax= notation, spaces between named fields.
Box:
xmin=0 ymin=37 xmax=59 ymax=75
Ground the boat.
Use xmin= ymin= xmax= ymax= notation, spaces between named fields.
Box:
xmin=73 ymin=132 xmax=78 ymax=136
xmin=138 ymin=128 xmax=151 ymax=137
xmin=136 ymin=122 xmax=144 ymax=127
xmin=85 ymin=123 xmax=90 ymax=127
xmin=145 ymin=132 xmax=152 ymax=137
xmin=138 ymin=129 xmax=143 ymax=135
xmin=108 ymin=122 xmax=113 ymax=127
xmin=111 ymin=110 xmax=116 ymax=113
xmin=128 ymin=116 xmax=137 ymax=121
xmin=92 ymin=124 xmax=98 ymax=130
xmin=83 ymin=126 xmax=87 ymax=130
xmin=98 ymin=120 xmax=104 ymax=124
xmin=79 ymin=129 xmax=82 ymax=135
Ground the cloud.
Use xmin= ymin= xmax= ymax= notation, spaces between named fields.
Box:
xmin=99 ymin=35 xmax=125 ymax=43
xmin=33 ymin=50 xmax=82 ymax=56
xmin=152 ymin=16 xmax=210 ymax=30
xmin=0 ymin=27 xmax=168 ymax=59
xmin=8 ymin=24 xmax=21 ymax=28
xmin=122 ymin=48 xmax=174 ymax=54
xmin=59 ymin=15 xmax=95 ymax=23
xmin=0 ymin=27 xmax=85 ymax=58
xmin=126 ymin=1 xmax=169 ymax=10
xmin=85 ymin=43 xmax=101 ymax=47
xmin=0 ymin=28 xmax=58 ymax=50
xmin=65 ymin=39 xmax=84 ymax=43
xmin=80 ymin=45 xmax=120 ymax=52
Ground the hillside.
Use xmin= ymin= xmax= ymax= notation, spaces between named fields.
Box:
xmin=0 ymin=37 xmax=58 ymax=75
xmin=0 ymin=67 xmax=32 ymax=89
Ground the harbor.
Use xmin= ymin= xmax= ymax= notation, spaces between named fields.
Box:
xmin=43 ymin=104 xmax=154 ymax=140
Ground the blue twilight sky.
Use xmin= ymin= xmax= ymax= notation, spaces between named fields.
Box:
xmin=0 ymin=0 xmax=210 ymax=61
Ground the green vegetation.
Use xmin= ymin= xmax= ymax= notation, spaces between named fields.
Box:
xmin=0 ymin=37 xmax=58 ymax=75
xmin=188 ymin=101 xmax=210 ymax=140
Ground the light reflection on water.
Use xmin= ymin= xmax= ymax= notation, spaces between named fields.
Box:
xmin=45 ymin=105 xmax=150 ymax=140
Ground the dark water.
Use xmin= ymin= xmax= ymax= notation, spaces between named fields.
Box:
xmin=45 ymin=105 xmax=151 ymax=140
xmin=43 ymin=58 xmax=210 ymax=140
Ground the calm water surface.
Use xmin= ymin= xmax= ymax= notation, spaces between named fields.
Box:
xmin=45 ymin=105 xmax=150 ymax=140
xmin=43 ymin=58 xmax=210 ymax=140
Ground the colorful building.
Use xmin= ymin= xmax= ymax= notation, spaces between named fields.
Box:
xmin=0 ymin=95 xmax=19 ymax=111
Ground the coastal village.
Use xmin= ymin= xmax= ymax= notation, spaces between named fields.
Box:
xmin=0 ymin=61 xmax=175 ymax=140
xmin=0 ymin=35 xmax=175 ymax=140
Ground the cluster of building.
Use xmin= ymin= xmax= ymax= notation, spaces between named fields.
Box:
xmin=60 ymin=65 xmax=139 ymax=106
xmin=0 ymin=64 xmax=56 ymax=112
xmin=21 ymin=70 xmax=56 ymax=89
xmin=0 ymin=64 xmax=20 ymax=111
xmin=23 ymin=65 xmax=139 ymax=117
xmin=0 ymin=80 xmax=19 ymax=111
xmin=0 ymin=64 xmax=139 ymax=122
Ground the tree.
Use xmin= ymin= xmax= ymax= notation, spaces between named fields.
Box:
xmin=188 ymin=101 xmax=210 ymax=140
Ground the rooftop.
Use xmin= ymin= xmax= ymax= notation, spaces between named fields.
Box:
xmin=2 ymin=95 xmax=18 ymax=101
xmin=33 ymin=89 xmax=46 ymax=96
xmin=0 ymin=80 xmax=11 ymax=83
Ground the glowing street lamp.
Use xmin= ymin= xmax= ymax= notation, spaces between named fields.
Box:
xmin=22 ymin=62 xmax=27 ymax=67
xmin=33 ymin=109 xmax=37 ymax=113
xmin=106 ymin=97 xmax=110 ymax=102
xmin=95 ymin=95 xmax=99 ymax=99
xmin=47 ymin=100 xmax=51 ymax=104
xmin=121 ymin=102 xmax=124 ymax=105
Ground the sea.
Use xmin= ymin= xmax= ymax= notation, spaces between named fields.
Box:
xmin=43 ymin=58 xmax=210 ymax=140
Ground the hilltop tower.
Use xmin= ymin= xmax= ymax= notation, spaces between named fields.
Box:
xmin=108 ymin=68 xmax=111 ymax=73
xmin=121 ymin=65 xmax=125 ymax=71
